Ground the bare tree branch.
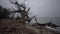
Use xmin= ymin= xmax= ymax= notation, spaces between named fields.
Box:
xmin=26 ymin=7 xmax=30 ymax=13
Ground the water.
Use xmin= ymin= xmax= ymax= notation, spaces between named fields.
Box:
xmin=38 ymin=17 xmax=60 ymax=25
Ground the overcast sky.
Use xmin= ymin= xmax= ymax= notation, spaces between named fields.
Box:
xmin=29 ymin=0 xmax=60 ymax=17
xmin=0 ymin=0 xmax=60 ymax=17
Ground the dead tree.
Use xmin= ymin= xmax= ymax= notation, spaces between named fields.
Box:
xmin=9 ymin=0 xmax=35 ymax=23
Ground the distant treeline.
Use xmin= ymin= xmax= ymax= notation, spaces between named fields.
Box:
xmin=0 ymin=6 xmax=10 ymax=19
